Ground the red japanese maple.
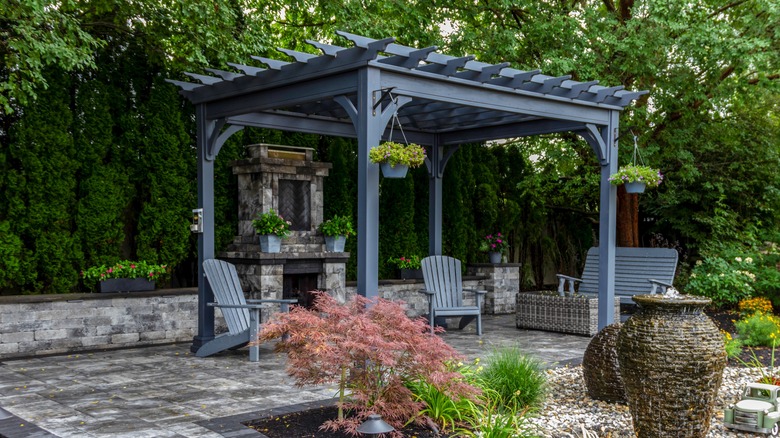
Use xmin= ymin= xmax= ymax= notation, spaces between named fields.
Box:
xmin=258 ymin=291 xmax=479 ymax=436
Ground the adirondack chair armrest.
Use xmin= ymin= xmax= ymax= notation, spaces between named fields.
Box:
xmin=648 ymin=279 xmax=674 ymax=294
xmin=418 ymin=288 xmax=435 ymax=296
xmin=463 ymin=288 xmax=487 ymax=295
xmin=556 ymin=274 xmax=582 ymax=296
xmin=207 ymin=302 xmax=269 ymax=310
xmin=246 ymin=298 xmax=298 ymax=312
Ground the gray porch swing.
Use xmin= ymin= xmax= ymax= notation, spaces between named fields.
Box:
xmin=167 ymin=31 xmax=647 ymax=352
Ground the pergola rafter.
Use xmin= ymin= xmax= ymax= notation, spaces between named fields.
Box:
xmin=168 ymin=30 xmax=647 ymax=352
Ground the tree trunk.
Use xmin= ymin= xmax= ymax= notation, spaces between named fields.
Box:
xmin=616 ymin=184 xmax=640 ymax=247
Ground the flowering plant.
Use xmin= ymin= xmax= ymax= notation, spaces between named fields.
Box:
xmin=480 ymin=233 xmax=509 ymax=253
xmin=608 ymin=164 xmax=663 ymax=188
xmin=387 ymin=255 xmax=422 ymax=270
xmin=318 ymin=215 xmax=355 ymax=237
xmin=252 ymin=209 xmax=291 ymax=238
xmin=369 ymin=141 xmax=427 ymax=168
xmin=82 ymin=260 xmax=168 ymax=287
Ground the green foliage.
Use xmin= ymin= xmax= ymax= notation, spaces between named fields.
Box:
xmin=480 ymin=233 xmax=509 ymax=253
xmin=379 ymin=168 xmax=422 ymax=279
xmin=387 ymin=255 xmax=422 ymax=270
xmin=251 ymin=209 xmax=292 ymax=238
xmin=476 ymin=347 xmax=546 ymax=413
xmin=81 ymin=260 xmax=169 ymax=290
xmin=609 ymin=165 xmax=664 ymax=188
xmin=456 ymin=391 xmax=532 ymax=438
xmin=0 ymin=1 xmax=102 ymax=113
xmin=723 ymin=331 xmax=743 ymax=359
xmin=318 ymin=215 xmax=354 ymax=237
xmin=369 ymin=141 xmax=427 ymax=168
xmin=735 ymin=312 xmax=780 ymax=347
xmin=685 ymin=239 xmax=780 ymax=307
xmin=405 ymin=378 xmax=472 ymax=433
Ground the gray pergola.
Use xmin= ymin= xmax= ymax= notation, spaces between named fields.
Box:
xmin=168 ymin=31 xmax=647 ymax=352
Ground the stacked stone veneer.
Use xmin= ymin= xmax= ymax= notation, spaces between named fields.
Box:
xmin=220 ymin=143 xmax=349 ymax=304
xmin=0 ymin=290 xmax=228 ymax=360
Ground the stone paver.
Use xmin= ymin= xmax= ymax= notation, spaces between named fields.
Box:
xmin=0 ymin=314 xmax=590 ymax=437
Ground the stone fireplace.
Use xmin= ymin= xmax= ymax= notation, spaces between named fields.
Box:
xmin=219 ymin=144 xmax=349 ymax=306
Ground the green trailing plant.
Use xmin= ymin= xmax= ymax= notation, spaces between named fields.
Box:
xmin=318 ymin=215 xmax=354 ymax=237
xmin=608 ymin=164 xmax=663 ymax=188
xmin=81 ymin=260 xmax=169 ymax=289
xmin=258 ymin=292 xmax=480 ymax=435
xmin=387 ymin=255 xmax=422 ymax=270
xmin=369 ymin=141 xmax=427 ymax=168
xmin=251 ymin=209 xmax=292 ymax=238
xmin=476 ymin=347 xmax=546 ymax=413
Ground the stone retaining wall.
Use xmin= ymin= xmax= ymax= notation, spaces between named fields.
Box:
xmin=0 ymin=263 xmax=520 ymax=359
xmin=0 ymin=290 xmax=206 ymax=360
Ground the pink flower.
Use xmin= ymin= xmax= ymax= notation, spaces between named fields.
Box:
xmin=130 ymin=264 xmax=136 ymax=269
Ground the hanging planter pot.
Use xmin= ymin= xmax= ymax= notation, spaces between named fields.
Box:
xmin=379 ymin=162 xmax=409 ymax=178
xmin=608 ymin=135 xmax=663 ymax=194
xmin=624 ymin=181 xmax=647 ymax=194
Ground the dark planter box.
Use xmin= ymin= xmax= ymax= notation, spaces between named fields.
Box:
xmin=399 ymin=268 xmax=423 ymax=280
xmin=99 ymin=278 xmax=156 ymax=293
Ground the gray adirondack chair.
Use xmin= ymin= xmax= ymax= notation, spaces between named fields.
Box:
xmin=556 ymin=247 xmax=679 ymax=303
xmin=419 ymin=256 xmax=487 ymax=336
xmin=198 ymin=259 xmax=297 ymax=362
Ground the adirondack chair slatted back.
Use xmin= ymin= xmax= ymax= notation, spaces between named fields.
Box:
xmin=202 ymin=259 xmax=251 ymax=335
xmin=422 ymin=256 xmax=463 ymax=309
xmin=578 ymin=247 xmax=679 ymax=298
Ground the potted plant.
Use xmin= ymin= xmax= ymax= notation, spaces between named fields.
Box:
xmin=387 ymin=255 xmax=423 ymax=279
xmin=82 ymin=260 xmax=169 ymax=293
xmin=318 ymin=215 xmax=354 ymax=252
xmin=369 ymin=141 xmax=427 ymax=178
xmin=252 ymin=209 xmax=292 ymax=253
xmin=609 ymin=165 xmax=664 ymax=194
xmin=480 ymin=233 xmax=508 ymax=264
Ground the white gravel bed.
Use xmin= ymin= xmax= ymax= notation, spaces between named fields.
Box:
xmin=525 ymin=366 xmax=769 ymax=437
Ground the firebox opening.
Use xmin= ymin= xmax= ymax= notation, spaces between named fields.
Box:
xmin=283 ymin=273 xmax=320 ymax=309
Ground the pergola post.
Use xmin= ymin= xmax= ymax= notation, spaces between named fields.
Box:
xmin=597 ymin=112 xmax=620 ymax=329
xmin=191 ymin=104 xmax=216 ymax=352
xmin=427 ymin=136 xmax=443 ymax=256
xmin=427 ymin=136 xmax=459 ymax=256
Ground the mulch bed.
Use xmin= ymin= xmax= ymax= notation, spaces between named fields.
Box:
xmin=246 ymin=405 xmax=449 ymax=437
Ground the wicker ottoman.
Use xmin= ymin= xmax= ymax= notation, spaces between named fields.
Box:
xmin=515 ymin=292 xmax=620 ymax=336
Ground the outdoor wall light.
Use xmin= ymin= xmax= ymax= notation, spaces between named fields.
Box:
xmin=356 ymin=414 xmax=394 ymax=436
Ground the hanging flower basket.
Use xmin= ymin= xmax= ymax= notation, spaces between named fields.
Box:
xmin=609 ymin=135 xmax=663 ymax=193
xmin=609 ymin=164 xmax=663 ymax=192
xmin=369 ymin=141 xmax=426 ymax=179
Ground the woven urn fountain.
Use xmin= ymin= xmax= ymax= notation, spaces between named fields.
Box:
xmin=616 ymin=292 xmax=726 ymax=438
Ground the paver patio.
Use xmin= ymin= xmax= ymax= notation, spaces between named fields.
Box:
xmin=0 ymin=314 xmax=589 ymax=437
